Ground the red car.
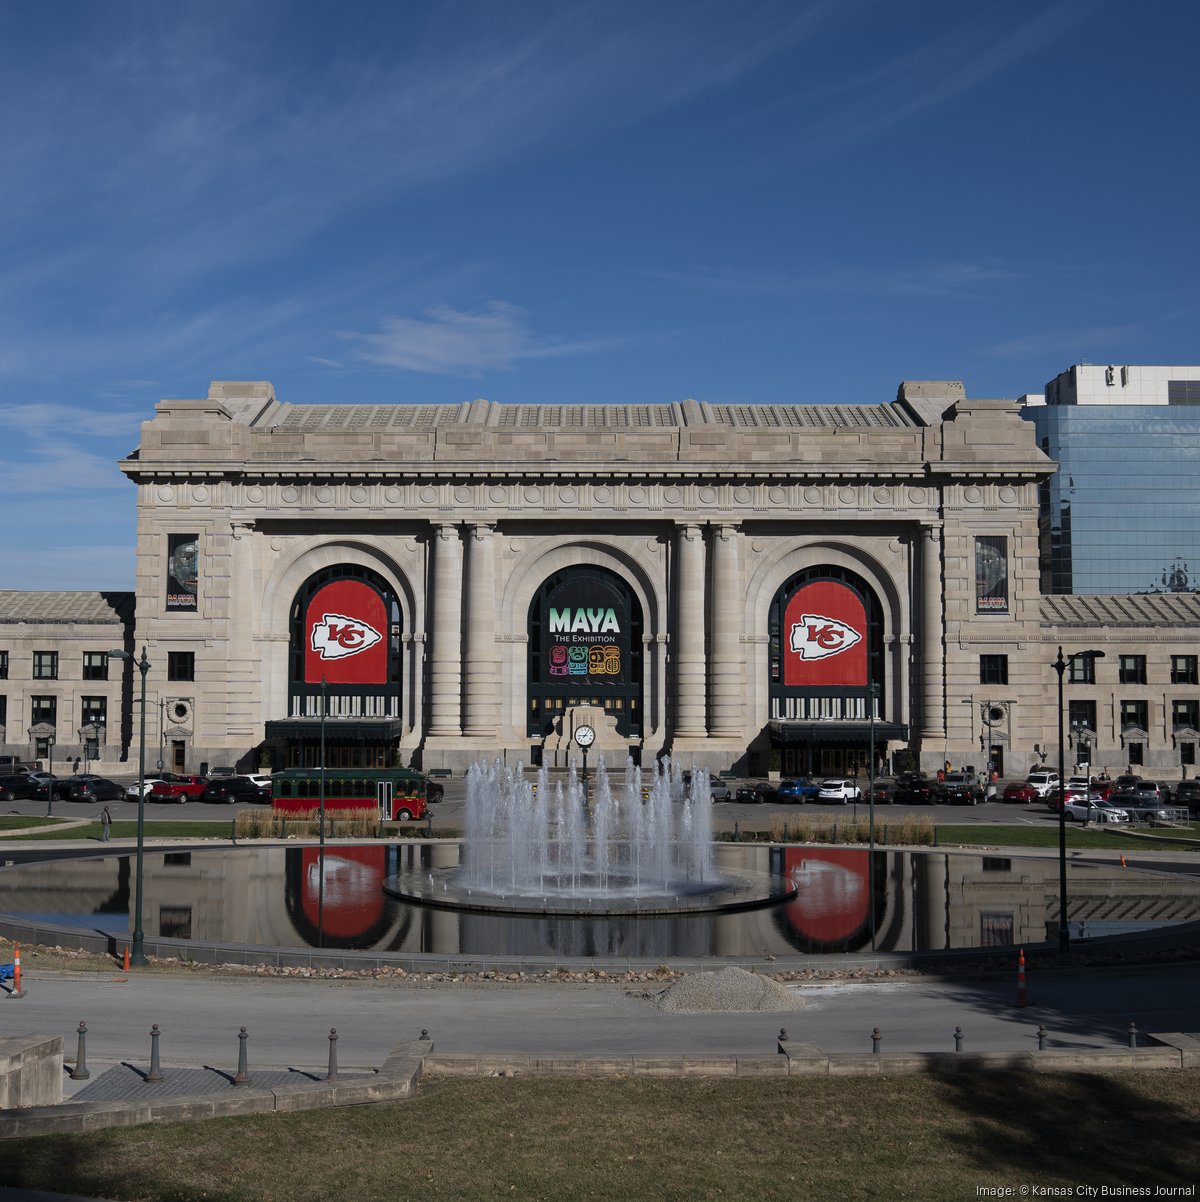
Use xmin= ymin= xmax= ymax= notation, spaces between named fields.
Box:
xmin=1002 ymin=782 xmax=1037 ymax=804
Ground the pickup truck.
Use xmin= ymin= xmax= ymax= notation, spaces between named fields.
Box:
xmin=0 ymin=756 xmax=40 ymax=774
xmin=147 ymin=775 xmax=208 ymax=803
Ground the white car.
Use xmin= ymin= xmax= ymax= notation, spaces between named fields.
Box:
xmin=817 ymin=778 xmax=861 ymax=804
xmin=1063 ymin=797 xmax=1129 ymax=824
xmin=1026 ymin=771 xmax=1061 ymax=798
xmin=125 ymin=777 xmax=167 ymax=799
xmin=241 ymin=774 xmax=274 ymax=791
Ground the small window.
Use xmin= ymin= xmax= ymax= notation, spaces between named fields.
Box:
xmin=0 ymin=651 xmax=7 ymax=679
xmin=980 ymin=912 xmax=1014 ymax=947
xmin=1068 ymin=654 xmax=1099 ymax=685
xmin=30 ymin=696 xmax=57 ymax=726
xmin=1171 ymin=655 xmax=1198 ymax=685
xmin=82 ymin=652 xmax=108 ymax=681
xmin=1120 ymin=700 xmax=1149 ymax=732
xmin=1128 ymin=742 xmax=1144 ymax=767
xmin=168 ymin=651 xmax=195 ymax=682
xmin=1172 ymin=700 xmax=1199 ymax=730
xmin=979 ymin=655 xmax=1008 ymax=686
xmin=80 ymin=696 xmax=107 ymax=727
xmin=1119 ymin=655 xmax=1147 ymax=685
xmin=1182 ymin=743 xmax=1196 ymax=767
xmin=0 ymin=695 xmax=6 ymax=726
xmin=1068 ymin=699 xmax=1097 ymax=731
xmin=32 ymin=651 xmax=58 ymax=680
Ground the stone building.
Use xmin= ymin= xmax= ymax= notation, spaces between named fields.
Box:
xmin=3 ymin=376 xmax=1200 ymax=779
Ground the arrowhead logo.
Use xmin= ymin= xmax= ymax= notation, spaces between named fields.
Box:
xmin=310 ymin=613 xmax=383 ymax=660
xmin=789 ymin=613 xmax=862 ymax=661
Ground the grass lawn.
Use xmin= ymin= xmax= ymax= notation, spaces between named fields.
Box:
xmin=0 ymin=816 xmax=68 ymax=831
xmin=4 ymin=1072 xmax=1198 ymax=1201
xmin=937 ymin=823 xmax=1200 ymax=850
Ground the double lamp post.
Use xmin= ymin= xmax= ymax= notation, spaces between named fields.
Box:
xmin=109 ymin=646 xmax=151 ymax=967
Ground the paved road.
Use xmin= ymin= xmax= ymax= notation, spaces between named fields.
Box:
xmin=6 ymin=959 xmax=1197 ymax=1099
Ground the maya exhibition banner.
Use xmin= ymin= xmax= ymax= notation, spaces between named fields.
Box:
xmin=304 ymin=579 xmax=389 ymax=684
xmin=542 ymin=574 xmax=630 ymax=685
xmin=782 ymin=580 xmax=868 ymax=688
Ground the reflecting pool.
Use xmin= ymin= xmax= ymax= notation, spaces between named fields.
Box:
xmin=1 ymin=843 xmax=1197 ymax=960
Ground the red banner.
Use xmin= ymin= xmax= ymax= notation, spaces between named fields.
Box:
xmin=782 ymin=581 xmax=867 ymax=687
xmin=304 ymin=580 xmax=388 ymax=684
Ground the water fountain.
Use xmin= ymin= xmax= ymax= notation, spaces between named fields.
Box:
xmin=384 ymin=756 xmax=795 ymax=916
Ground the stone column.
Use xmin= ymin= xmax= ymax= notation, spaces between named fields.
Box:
xmin=708 ymin=523 xmax=743 ymax=738
xmin=427 ymin=524 xmax=463 ymax=738
xmin=463 ymin=523 xmax=497 ymax=738
xmin=674 ymin=523 xmax=707 ymax=737
xmin=920 ymin=525 xmax=946 ymax=739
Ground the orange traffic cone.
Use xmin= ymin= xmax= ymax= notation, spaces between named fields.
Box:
xmin=122 ymin=943 xmax=130 ymax=972
xmin=1120 ymin=854 xmax=1127 ymax=868
xmin=12 ymin=943 xmax=21 ymax=996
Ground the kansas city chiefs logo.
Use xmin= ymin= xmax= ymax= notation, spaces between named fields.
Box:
xmin=789 ymin=614 xmax=862 ymax=661
xmin=310 ymin=613 xmax=383 ymax=660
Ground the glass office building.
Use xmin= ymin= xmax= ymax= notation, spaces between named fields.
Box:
xmin=1025 ymin=386 xmax=1200 ymax=594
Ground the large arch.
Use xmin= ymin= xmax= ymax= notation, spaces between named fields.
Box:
xmin=498 ymin=537 xmax=666 ymax=746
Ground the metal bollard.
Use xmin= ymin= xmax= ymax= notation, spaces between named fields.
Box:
xmin=1128 ymin=1021 xmax=1138 ymax=1049
xmin=954 ymin=1026 xmax=964 ymax=1053
xmin=733 ymin=821 xmax=740 ymax=842
xmin=146 ymin=1023 xmax=163 ymax=1083
xmin=776 ymin=1027 xmax=789 ymax=1054
xmin=325 ymin=1027 xmax=338 ymax=1082
xmin=871 ymin=1027 xmax=881 ymax=1054
xmin=1037 ymin=1024 xmax=1048 ymax=1051
xmin=234 ymin=1026 xmax=250 ymax=1085
xmin=69 ymin=1021 xmax=90 ymax=1081
xmin=420 ymin=1028 xmax=429 ymax=1041
xmin=231 ymin=819 xmax=237 ymax=845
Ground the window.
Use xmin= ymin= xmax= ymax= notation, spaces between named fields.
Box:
xmin=30 ymin=696 xmax=57 ymax=727
xmin=1119 ymin=655 xmax=1147 ymax=685
xmin=1120 ymin=700 xmax=1149 ymax=732
xmin=80 ymin=696 xmax=107 ymax=727
xmin=1068 ymin=654 xmax=1099 ymax=684
xmin=0 ymin=650 xmax=7 ymax=679
xmin=82 ymin=652 xmax=108 ymax=681
xmin=1068 ymin=699 xmax=1097 ymax=731
xmin=979 ymin=655 xmax=1008 ymax=685
xmin=1172 ymin=700 xmax=1199 ymax=731
xmin=980 ymin=913 xmax=1014 ymax=947
xmin=168 ymin=651 xmax=195 ymax=682
xmin=1182 ymin=743 xmax=1196 ymax=767
xmin=0 ymin=695 xmax=6 ymax=726
xmin=1171 ymin=655 xmax=1198 ymax=685
xmin=974 ymin=537 xmax=1009 ymax=614
xmin=32 ymin=651 xmax=58 ymax=680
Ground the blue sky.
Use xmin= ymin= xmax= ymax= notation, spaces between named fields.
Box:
xmin=2 ymin=1 xmax=1198 ymax=589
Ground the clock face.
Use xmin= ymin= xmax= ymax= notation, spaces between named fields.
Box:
xmin=574 ymin=725 xmax=595 ymax=748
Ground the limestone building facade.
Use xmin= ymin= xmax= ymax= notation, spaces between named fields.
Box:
xmin=4 ymin=377 xmax=1200 ymax=780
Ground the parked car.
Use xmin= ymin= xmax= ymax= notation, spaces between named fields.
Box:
xmin=864 ymin=781 xmax=894 ymax=805
xmin=200 ymin=777 xmax=270 ymax=804
xmin=425 ymin=779 xmax=444 ymax=804
xmin=735 ymin=781 xmax=779 ymax=804
xmin=937 ymin=777 xmax=984 ymax=805
xmin=67 ymin=776 xmax=124 ymax=802
xmin=775 ymin=778 xmax=821 ymax=803
xmin=0 ymin=774 xmax=41 ymax=801
xmin=148 ymin=776 xmax=208 ymax=803
xmin=894 ymin=777 xmax=937 ymax=804
xmin=1131 ymin=780 xmax=1170 ymax=804
xmin=1026 ymin=771 xmax=1061 ymax=798
xmin=1002 ymin=782 xmax=1037 ymax=804
xmin=1113 ymin=774 xmax=1142 ymax=792
xmin=241 ymin=774 xmax=274 ymax=791
xmin=29 ymin=775 xmax=74 ymax=801
xmin=1172 ymin=779 xmax=1200 ymax=815
xmin=680 ymin=772 xmax=731 ymax=801
xmin=1063 ymin=797 xmax=1130 ymax=824
xmin=817 ymin=778 xmax=860 ymax=804
xmin=1110 ymin=790 xmax=1177 ymax=822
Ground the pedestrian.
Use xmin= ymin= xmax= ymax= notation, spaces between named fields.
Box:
xmin=74 ymin=757 xmax=81 ymax=774
xmin=100 ymin=806 xmax=111 ymax=842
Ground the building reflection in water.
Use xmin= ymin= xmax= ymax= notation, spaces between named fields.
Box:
xmin=0 ymin=843 xmax=1197 ymax=957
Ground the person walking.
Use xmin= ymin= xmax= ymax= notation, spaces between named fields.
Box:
xmin=100 ymin=806 xmax=111 ymax=842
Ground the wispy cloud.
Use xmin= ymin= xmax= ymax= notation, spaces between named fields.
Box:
xmin=343 ymin=303 xmax=619 ymax=376
xmin=982 ymin=322 xmax=1151 ymax=360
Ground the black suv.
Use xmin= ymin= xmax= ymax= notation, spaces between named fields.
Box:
xmin=0 ymin=774 xmax=40 ymax=801
xmin=1173 ymin=779 xmax=1200 ymax=815
xmin=200 ymin=777 xmax=270 ymax=804
xmin=894 ymin=777 xmax=937 ymax=804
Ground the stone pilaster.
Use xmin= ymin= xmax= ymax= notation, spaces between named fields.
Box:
xmin=427 ymin=524 xmax=463 ymax=738
xmin=708 ymin=523 xmax=743 ymax=738
xmin=463 ymin=523 xmax=497 ymax=738
xmin=920 ymin=524 xmax=946 ymax=739
xmin=674 ymin=523 xmax=707 ymax=737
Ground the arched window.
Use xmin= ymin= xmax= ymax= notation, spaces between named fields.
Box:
xmin=527 ymin=566 xmax=643 ymax=737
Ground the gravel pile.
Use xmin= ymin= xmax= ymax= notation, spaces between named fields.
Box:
xmin=653 ymin=966 xmax=806 ymax=1013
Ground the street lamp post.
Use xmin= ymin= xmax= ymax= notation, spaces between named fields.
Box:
xmin=1052 ymin=646 xmax=1104 ymax=955
xmin=867 ymin=681 xmax=879 ymax=950
xmin=110 ymin=646 xmax=150 ymax=966
xmin=44 ymin=736 xmax=55 ymax=818
xmin=319 ymin=677 xmax=327 ymax=855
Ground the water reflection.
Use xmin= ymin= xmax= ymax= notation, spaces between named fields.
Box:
xmin=0 ymin=843 xmax=1196 ymax=958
